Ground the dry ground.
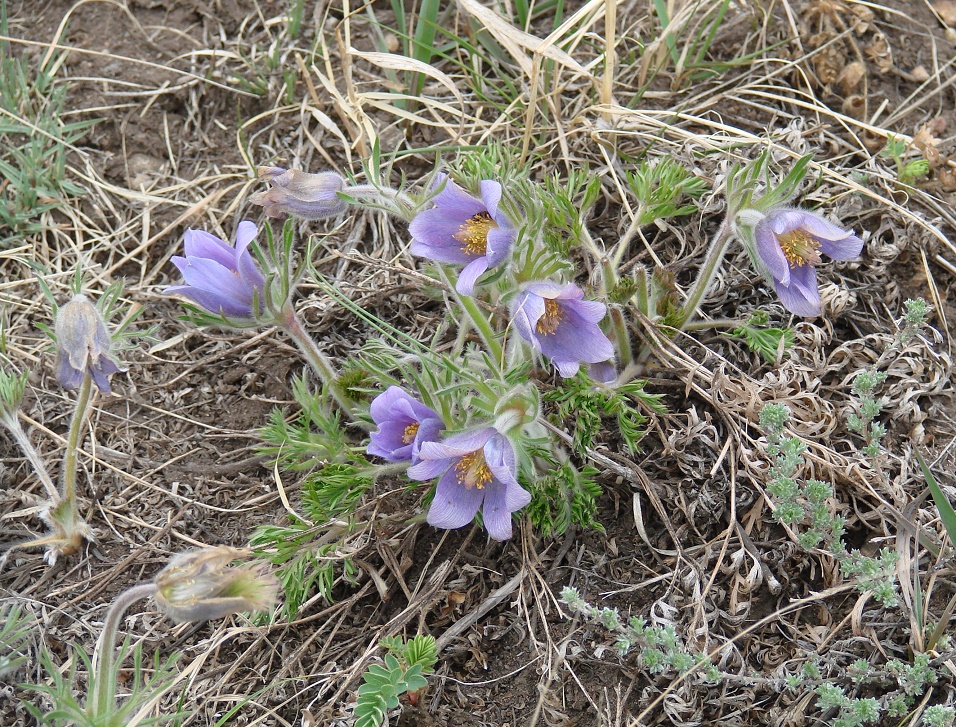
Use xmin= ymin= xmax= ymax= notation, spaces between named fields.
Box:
xmin=2 ymin=0 xmax=956 ymax=724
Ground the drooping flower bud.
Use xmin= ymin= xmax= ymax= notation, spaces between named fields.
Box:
xmin=153 ymin=546 xmax=279 ymax=623
xmin=54 ymin=293 xmax=124 ymax=393
xmin=249 ymin=167 xmax=347 ymax=220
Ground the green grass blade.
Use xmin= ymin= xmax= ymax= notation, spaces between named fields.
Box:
xmin=917 ymin=449 xmax=956 ymax=546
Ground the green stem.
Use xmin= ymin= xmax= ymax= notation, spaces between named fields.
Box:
xmin=1 ymin=412 xmax=59 ymax=501
xmin=673 ymin=216 xmax=733 ymax=330
xmin=438 ymin=267 xmax=503 ymax=368
xmin=61 ymin=374 xmax=93 ymax=509
xmin=343 ymin=184 xmax=417 ymax=221
xmin=91 ymin=583 xmax=157 ymax=718
xmin=280 ymin=306 xmax=356 ymax=420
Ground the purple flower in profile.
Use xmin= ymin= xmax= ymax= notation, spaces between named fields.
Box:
xmin=409 ymin=174 xmax=516 ymax=296
xmin=752 ymin=207 xmax=864 ymax=317
xmin=367 ymin=386 xmax=445 ymax=464
xmin=250 ymin=167 xmax=347 ymax=220
xmin=166 ymin=221 xmax=266 ymax=320
xmin=407 ymin=427 xmax=531 ymax=541
xmin=55 ymin=293 xmax=124 ymax=394
xmin=511 ymin=282 xmax=615 ymax=378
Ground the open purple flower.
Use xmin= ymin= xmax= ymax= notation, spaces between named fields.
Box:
xmin=367 ymin=386 xmax=445 ymax=464
xmin=409 ymin=174 xmax=516 ymax=296
xmin=55 ymin=293 xmax=124 ymax=393
xmin=511 ymin=282 xmax=615 ymax=378
xmin=166 ymin=221 xmax=266 ymax=320
xmin=407 ymin=427 xmax=531 ymax=541
xmin=752 ymin=207 xmax=864 ymax=317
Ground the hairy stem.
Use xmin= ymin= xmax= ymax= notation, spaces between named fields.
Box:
xmin=91 ymin=583 xmax=157 ymax=717
xmin=61 ymin=373 xmax=93 ymax=508
xmin=673 ymin=216 xmax=733 ymax=330
xmin=280 ymin=306 xmax=356 ymax=420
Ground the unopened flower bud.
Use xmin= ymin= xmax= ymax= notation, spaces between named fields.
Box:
xmin=153 ymin=546 xmax=278 ymax=623
xmin=250 ymin=167 xmax=347 ymax=220
xmin=54 ymin=293 xmax=123 ymax=393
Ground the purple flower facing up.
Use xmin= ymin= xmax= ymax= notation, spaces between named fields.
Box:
xmin=752 ymin=207 xmax=864 ymax=317
xmin=367 ymin=386 xmax=445 ymax=464
xmin=511 ymin=282 xmax=615 ymax=378
xmin=407 ymin=428 xmax=531 ymax=541
xmin=55 ymin=293 xmax=124 ymax=393
xmin=409 ymin=174 xmax=516 ymax=296
xmin=166 ymin=221 xmax=266 ymax=320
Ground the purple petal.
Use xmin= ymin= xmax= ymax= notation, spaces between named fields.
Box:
xmin=796 ymin=211 xmax=855 ymax=242
xmin=485 ymin=225 xmax=515 ymax=266
xmin=754 ymin=219 xmax=791 ymax=285
xmin=565 ymin=298 xmax=607 ymax=325
xmin=431 ymin=178 xmax=486 ymax=220
xmin=768 ymin=209 xmax=810 ymax=236
xmin=419 ymin=428 xmax=496 ymax=459
xmin=536 ymin=307 xmax=615 ymax=365
xmin=409 ymin=238 xmax=473 ymax=264
xmin=164 ymin=284 xmax=253 ymax=319
xmin=775 ymin=264 xmax=821 ymax=317
xmin=408 ymin=457 xmax=453 ymax=481
xmin=554 ymin=358 xmax=582 ymax=378
xmin=427 ymin=467 xmax=484 ymax=530
xmin=56 ymin=351 xmax=84 ymax=390
xmin=817 ymin=231 xmax=864 ymax=261
xmin=179 ymin=257 xmax=254 ymax=309
xmin=481 ymin=481 xmax=514 ymax=541
xmin=234 ymin=221 xmax=258 ymax=253
xmin=183 ymin=230 xmax=238 ymax=270
xmin=524 ymin=281 xmax=567 ymax=299
xmin=483 ymin=434 xmax=518 ymax=487
xmin=511 ymin=291 xmax=546 ymax=349
xmin=456 ymin=258 xmax=489 ymax=297
xmin=479 ymin=180 xmax=503 ymax=217
xmin=588 ymin=361 xmax=617 ymax=383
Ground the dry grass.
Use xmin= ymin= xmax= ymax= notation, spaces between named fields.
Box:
xmin=1 ymin=0 xmax=956 ymax=724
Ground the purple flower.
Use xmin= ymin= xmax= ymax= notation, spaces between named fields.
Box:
xmin=367 ymin=386 xmax=445 ymax=464
xmin=250 ymin=167 xmax=347 ymax=220
xmin=55 ymin=294 xmax=124 ymax=393
xmin=753 ymin=208 xmax=864 ymax=317
xmin=409 ymin=174 xmax=516 ymax=296
xmin=407 ymin=427 xmax=531 ymax=541
xmin=166 ymin=221 xmax=266 ymax=320
xmin=511 ymin=282 xmax=615 ymax=378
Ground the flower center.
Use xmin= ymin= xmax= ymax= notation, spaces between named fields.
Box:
xmin=452 ymin=212 xmax=497 ymax=256
xmin=535 ymin=298 xmax=563 ymax=335
xmin=454 ymin=450 xmax=492 ymax=490
xmin=776 ymin=229 xmax=822 ymax=267
xmin=402 ymin=422 xmax=420 ymax=444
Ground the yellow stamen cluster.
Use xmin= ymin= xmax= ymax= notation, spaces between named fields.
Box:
xmin=454 ymin=450 xmax=493 ymax=490
xmin=453 ymin=212 xmax=497 ymax=256
xmin=535 ymin=298 xmax=563 ymax=335
xmin=776 ymin=229 xmax=822 ymax=267
xmin=402 ymin=422 xmax=420 ymax=444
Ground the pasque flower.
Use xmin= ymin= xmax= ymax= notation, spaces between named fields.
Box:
xmin=409 ymin=174 xmax=516 ymax=296
xmin=367 ymin=386 xmax=445 ymax=464
xmin=407 ymin=427 xmax=531 ymax=541
xmin=511 ymin=282 xmax=615 ymax=378
xmin=747 ymin=207 xmax=864 ymax=317
xmin=250 ymin=167 xmax=347 ymax=220
xmin=55 ymin=293 xmax=123 ymax=393
xmin=166 ymin=221 xmax=266 ymax=320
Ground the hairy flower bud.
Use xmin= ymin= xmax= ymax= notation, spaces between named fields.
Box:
xmin=153 ymin=546 xmax=278 ymax=623
xmin=250 ymin=167 xmax=347 ymax=220
xmin=54 ymin=294 xmax=123 ymax=393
